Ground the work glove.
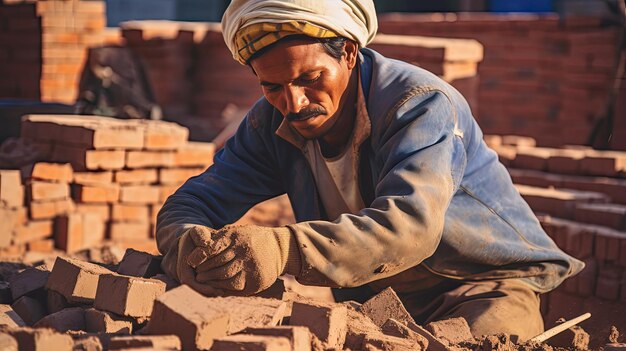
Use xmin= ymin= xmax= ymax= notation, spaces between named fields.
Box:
xmin=188 ymin=224 xmax=302 ymax=296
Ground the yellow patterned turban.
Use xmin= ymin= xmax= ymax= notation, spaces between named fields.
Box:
xmin=222 ymin=0 xmax=378 ymax=64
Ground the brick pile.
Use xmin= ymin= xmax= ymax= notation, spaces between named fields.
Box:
xmin=3 ymin=251 xmax=614 ymax=351
xmin=378 ymin=13 xmax=624 ymax=150
xmin=485 ymin=135 xmax=626 ymax=339
xmin=0 ymin=0 xmax=106 ymax=103
xmin=369 ymin=34 xmax=483 ymax=112
xmin=0 ymin=114 xmax=215 ymax=258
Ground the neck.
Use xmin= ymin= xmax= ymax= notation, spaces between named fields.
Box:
xmin=319 ymin=68 xmax=359 ymax=158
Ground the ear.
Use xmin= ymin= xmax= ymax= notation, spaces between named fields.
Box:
xmin=344 ymin=40 xmax=358 ymax=70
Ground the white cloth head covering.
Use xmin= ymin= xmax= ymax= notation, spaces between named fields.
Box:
xmin=222 ymin=0 xmax=378 ymax=64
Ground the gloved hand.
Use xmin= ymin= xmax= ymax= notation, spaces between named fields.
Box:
xmin=191 ymin=224 xmax=301 ymax=296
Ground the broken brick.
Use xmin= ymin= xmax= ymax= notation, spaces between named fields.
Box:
xmin=7 ymin=327 xmax=73 ymax=351
xmin=290 ymin=300 xmax=347 ymax=349
xmin=361 ymin=287 xmax=415 ymax=327
xmin=108 ymin=335 xmax=181 ymax=350
xmin=363 ymin=333 xmax=419 ymax=351
xmin=344 ymin=302 xmax=382 ymax=351
xmin=116 ymin=249 xmax=162 ymax=278
xmin=34 ymin=307 xmax=86 ymax=332
xmin=241 ymin=326 xmax=311 ymax=351
xmin=0 ymin=304 xmax=26 ymax=327
xmin=85 ymin=308 xmax=133 ymax=334
xmin=209 ymin=296 xmax=287 ymax=334
xmin=145 ymin=285 xmax=229 ymax=351
xmin=46 ymin=257 xmax=114 ymax=304
xmin=481 ymin=334 xmax=515 ymax=351
xmin=381 ymin=318 xmax=429 ymax=350
xmin=93 ymin=274 xmax=165 ymax=318
xmin=0 ymin=170 xmax=24 ymax=208
xmin=11 ymin=296 xmax=46 ymax=326
xmin=212 ymin=335 xmax=290 ymax=351
xmin=425 ymin=317 xmax=474 ymax=345
xmin=406 ymin=321 xmax=453 ymax=351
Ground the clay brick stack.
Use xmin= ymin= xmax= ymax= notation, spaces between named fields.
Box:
xmin=485 ymin=135 xmax=626 ymax=337
xmin=120 ymin=21 xmax=207 ymax=118
xmin=0 ymin=114 xmax=215 ymax=257
xmin=369 ymin=34 xmax=483 ymax=112
xmin=1 ymin=250 xmax=527 ymax=351
xmin=378 ymin=13 xmax=624 ymax=150
xmin=0 ymin=0 xmax=106 ymax=103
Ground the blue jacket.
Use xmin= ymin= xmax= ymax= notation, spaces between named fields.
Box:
xmin=157 ymin=48 xmax=584 ymax=293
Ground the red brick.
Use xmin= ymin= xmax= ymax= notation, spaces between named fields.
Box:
xmin=29 ymin=198 xmax=74 ymax=219
xmin=0 ymin=304 xmax=26 ymax=328
xmin=27 ymin=239 xmax=55 ymax=253
xmin=109 ymin=222 xmax=151 ymax=241
xmin=11 ymin=296 xmax=46 ymax=326
xmin=0 ymin=208 xmax=26 ymax=248
xmin=8 ymin=265 xmax=50 ymax=301
xmin=13 ymin=220 xmax=53 ymax=245
xmin=513 ymin=147 xmax=554 ymax=171
xmin=74 ymin=204 xmax=110 ymax=220
xmin=381 ymin=318 xmax=429 ymax=350
xmin=547 ymin=149 xmax=586 ymax=175
xmin=54 ymin=145 xmax=125 ymax=171
xmin=126 ymin=151 xmax=174 ymax=169
xmin=212 ymin=335 xmax=290 ymax=351
xmin=0 ymin=170 xmax=24 ymax=208
xmin=117 ymin=249 xmax=162 ymax=278
xmin=119 ymin=185 xmax=160 ymax=204
xmin=290 ymin=300 xmax=347 ymax=349
xmin=574 ymin=203 xmax=626 ymax=231
xmin=28 ymin=181 xmax=69 ymax=201
xmin=7 ymin=327 xmax=73 ymax=351
xmin=361 ymin=287 xmax=415 ymax=327
xmin=108 ymin=335 xmax=181 ymax=350
xmin=139 ymin=120 xmax=189 ymax=151
xmin=72 ymin=183 xmax=120 ymax=203
xmin=145 ymin=285 xmax=229 ymax=351
xmin=46 ymin=256 xmax=114 ymax=304
xmin=516 ymin=185 xmax=609 ymax=219
xmin=114 ymin=169 xmax=158 ymax=185
xmin=85 ymin=308 xmax=133 ymax=334
xmin=55 ymin=213 xmax=106 ymax=253
xmin=425 ymin=317 xmax=473 ymax=345
xmin=26 ymin=162 xmax=73 ymax=182
xmin=173 ymin=142 xmax=215 ymax=167
xmin=21 ymin=115 xmax=145 ymax=150
xmin=111 ymin=204 xmax=150 ymax=222
xmin=158 ymin=167 xmax=204 ymax=186
xmin=241 ymin=326 xmax=311 ymax=351
xmin=73 ymin=171 xmax=113 ymax=185
xmin=34 ymin=307 xmax=86 ymax=332
xmin=94 ymin=274 xmax=165 ymax=318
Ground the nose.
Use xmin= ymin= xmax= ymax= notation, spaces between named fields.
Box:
xmin=284 ymin=85 xmax=309 ymax=114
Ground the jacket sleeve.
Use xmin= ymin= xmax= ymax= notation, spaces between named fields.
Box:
xmin=289 ymin=88 xmax=468 ymax=288
xmin=156 ymin=112 xmax=285 ymax=280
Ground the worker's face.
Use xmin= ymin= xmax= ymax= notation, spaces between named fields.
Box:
xmin=249 ymin=38 xmax=358 ymax=140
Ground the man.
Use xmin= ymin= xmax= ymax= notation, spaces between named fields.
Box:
xmin=156 ymin=0 xmax=584 ymax=340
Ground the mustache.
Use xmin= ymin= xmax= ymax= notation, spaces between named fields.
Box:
xmin=285 ymin=106 xmax=327 ymax=121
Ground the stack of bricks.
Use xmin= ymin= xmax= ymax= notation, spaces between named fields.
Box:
xmin=0 ymin=0 xmax=106 ymax=103
xmin=378 ymin=13 xmax=624 ymax=150
xmin=0 ymin=114 xmax=215 ymax=258
xmin=120 ymin=21 xmax=207 ymax=118
xmin=1 ymin=250 xmax=514 ymax=351
xmin=369 ymin=34 xmax=483 ymax=113
xmin=485 ymin=135 xmax=626 ymax=337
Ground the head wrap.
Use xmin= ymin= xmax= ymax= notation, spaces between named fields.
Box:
xmin=222 ymin=0 xmax=378 ymax=64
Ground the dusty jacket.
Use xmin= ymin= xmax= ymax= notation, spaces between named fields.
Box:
xmin=156 ymin=48 xmax=584 ymax=293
